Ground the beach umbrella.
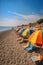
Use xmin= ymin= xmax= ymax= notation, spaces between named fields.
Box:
xmin=22 ymin=28 xmax=34 ymax=48
xmin=22 ymin=28 xmax=33 ymax=37
xmin=18 ymin=28 xmax=25 ymax=35
xmin=29 ymin=30 xmax=43 ymax=46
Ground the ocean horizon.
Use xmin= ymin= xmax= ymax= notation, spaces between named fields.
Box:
xmin=0 ymin=26 xmax=15 ymax=32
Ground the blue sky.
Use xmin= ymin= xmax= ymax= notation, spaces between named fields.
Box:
xmin=0 ymin=0 xmax=43 ymax=26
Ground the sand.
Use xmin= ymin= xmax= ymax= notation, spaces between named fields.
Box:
xmin=0 ymin=29 xmax=37 ymax=65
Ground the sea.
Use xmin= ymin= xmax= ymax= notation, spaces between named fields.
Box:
xmin=0 ymin=26 xmax=15 ymax=32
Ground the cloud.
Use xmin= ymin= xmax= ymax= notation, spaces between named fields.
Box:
xmin=0 ymin=11 xmax=43 ymax=26
xmin=8 ymin=11 xmax=43 ymax=21
xmin=8 ymin=11 xmax=28 ymax=20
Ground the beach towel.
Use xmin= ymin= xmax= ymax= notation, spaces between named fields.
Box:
xmin=31 ymin=54 xmax=41 ymax=61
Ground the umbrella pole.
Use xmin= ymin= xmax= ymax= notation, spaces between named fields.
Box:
xmin=39 ymin=46 xmax=42 ymax=53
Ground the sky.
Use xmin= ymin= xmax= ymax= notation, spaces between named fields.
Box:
xmin=0 ymin=0 xmax=43 ymax=26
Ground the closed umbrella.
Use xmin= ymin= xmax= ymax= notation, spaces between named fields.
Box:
xmin=22 ymin=28 xmax=33 ymax=48
xmin=29 ymin=30 xmax=43 ymax=46
xmin=18 ymin=28 xmax=25 ymax=35
xmin=25 ymin=30 xmax=43 ymax=51
xmin=22 ymin=28 xmax=33 ymax=37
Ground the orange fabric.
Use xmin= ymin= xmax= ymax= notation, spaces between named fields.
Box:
xmin=29 ymin=32 xmax=35 ymax=42
xmin=36 ymin=31 xmax=43 ymax=46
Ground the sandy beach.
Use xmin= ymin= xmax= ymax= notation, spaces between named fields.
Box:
xmin=0 ymin=29 xmax=37 ymax=65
